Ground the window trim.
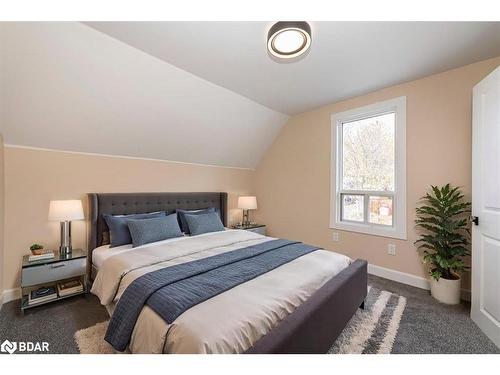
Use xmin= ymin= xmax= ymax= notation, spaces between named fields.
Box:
xmin=330 ymin=96 xmax=407 ymax=240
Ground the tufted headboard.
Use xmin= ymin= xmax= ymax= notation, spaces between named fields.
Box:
xmin=87 ymin=192 xmax=228 ymax=275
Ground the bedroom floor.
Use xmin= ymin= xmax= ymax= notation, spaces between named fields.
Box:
xmin=0 ymin=275 xmax=498 ymax=354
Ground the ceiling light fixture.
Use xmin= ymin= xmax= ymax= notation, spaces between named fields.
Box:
xmin=267 ymin=21 xmax=312 ymax=60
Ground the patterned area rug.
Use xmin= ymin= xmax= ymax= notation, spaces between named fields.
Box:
xmin=74 ymin=286 xmax=406 ymax=354
xmin=329 ymin=286 xmax=407 ymax=354
xmin=74 ymin=321 xmax=114 ymax=354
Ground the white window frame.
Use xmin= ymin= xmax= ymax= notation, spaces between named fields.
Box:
xmin=330 ymin=96 xmax=407 ymax=240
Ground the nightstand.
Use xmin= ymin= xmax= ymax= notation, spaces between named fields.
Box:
xmin=21 ymin=249 xmax=87 ymax=312
xmin=232 ymin=224 xmax=266 ymax=236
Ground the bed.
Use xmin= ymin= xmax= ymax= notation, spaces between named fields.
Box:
xmin=87 ymin=192 xmax=367 ymax=354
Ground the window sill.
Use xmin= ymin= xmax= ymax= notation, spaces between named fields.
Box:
xmin=330 ymin=221 xmax=407 ymax=240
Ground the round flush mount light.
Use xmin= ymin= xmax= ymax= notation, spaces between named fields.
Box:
xmin=267 ymin=21 xmax=312 ymax=60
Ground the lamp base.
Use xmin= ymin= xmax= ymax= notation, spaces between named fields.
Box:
xmin=59 ymin=245 xmax=72 ymax=255
xmin=59 ymin=221 xmax=73 ymax=255
xmin=242 ymin=209 xmax=251 ymax=227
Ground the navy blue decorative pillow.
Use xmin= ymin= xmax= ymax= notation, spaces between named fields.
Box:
xmin=176 ymin=207 xmax=217 ymax=234
xmin=103 ymin=211 xmax=166 ymax=247
xmin=184 ymin=212 xmax=225 ymax=236
xmin=127 ymin=213 xmax=183 ymax=248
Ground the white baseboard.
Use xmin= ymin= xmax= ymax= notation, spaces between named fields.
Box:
xmin=368 ymin=263 xmax=430 ymax=290
xmin=368 ymin=263 xmax=471 ymax=302
xmin=461 ymin=289 xmax=471 ymax=302
xmin=1 ymin=288 xmax=21 ymax=304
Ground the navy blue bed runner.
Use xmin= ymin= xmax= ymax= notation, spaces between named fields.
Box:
xmin=105 ymin=239 xmax=319 ymax=351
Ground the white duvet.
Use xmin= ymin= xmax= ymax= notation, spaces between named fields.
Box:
xmin=91 ymin=229 xmax=351 ymax=353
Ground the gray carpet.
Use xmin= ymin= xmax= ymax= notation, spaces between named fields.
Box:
xmin=369 ymin=275 xmax=499 ymax=354
xmin=0 ymin=294 xmax=108 ymax=354
xmin=0 ymin=275 xmax=498 ymax=354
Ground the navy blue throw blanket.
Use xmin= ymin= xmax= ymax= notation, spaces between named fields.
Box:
xmin=105 ymin=239 xmax=319 ymax=351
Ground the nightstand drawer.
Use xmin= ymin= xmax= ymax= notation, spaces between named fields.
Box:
xmin=22 ymin=258 xmax=86 ymax=287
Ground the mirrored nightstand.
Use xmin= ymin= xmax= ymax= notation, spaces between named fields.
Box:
xmin=232 ymin=224 xmax=266 ymax=236
xmin=21 ymin=249 xmax=87 ymax=312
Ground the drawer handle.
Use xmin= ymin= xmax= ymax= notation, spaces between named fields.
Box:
xmin=50 ymin=263 xmax=66 ymax=269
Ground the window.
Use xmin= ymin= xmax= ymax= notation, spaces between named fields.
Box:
xmin=330 ymin=97 xmax=406 ymax=239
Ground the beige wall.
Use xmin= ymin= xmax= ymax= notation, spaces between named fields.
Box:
xmin=254 ymin=56 xmax=500 ymax=287
xmin=3 ymin=56 xmax=499 ymax=294
xmin=0 ymin=135 xmax=4 ymax=301
xmin=3 ymin=146 xmax=255 ymax=290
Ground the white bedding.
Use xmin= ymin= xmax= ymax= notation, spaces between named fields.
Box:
xmin=92 ymin=244 xmax=123 ymax=269
xmin=92 ymin=230 xmax=351 ymax=353
xmin=92 ymin=230 xmax=228 ymax=268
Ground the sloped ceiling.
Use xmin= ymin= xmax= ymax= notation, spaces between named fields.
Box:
xmin=2 ymin=22 xmax=499 ymax=169
xmin=0 ymin=22 xmax=289 ymax=169
xmin=86 ymin=21 xmax=500 ymax=115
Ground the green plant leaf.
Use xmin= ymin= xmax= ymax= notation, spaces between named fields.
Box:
xmin=414 ymin=184 xmax=471 ymax=280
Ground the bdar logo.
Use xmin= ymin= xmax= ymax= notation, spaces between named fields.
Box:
xmin=0 ymin=340 xmax=49 ymax=353
xmin=1 ymin=340 xmax=17 ymax=354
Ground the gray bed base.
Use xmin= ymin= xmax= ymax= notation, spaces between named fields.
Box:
xmin=87 ymin=192 xmax=367 ymax=354
xmin=245 ymin=259 xmax=367 ymax=353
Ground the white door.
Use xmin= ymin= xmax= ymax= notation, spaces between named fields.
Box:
xmin=471 ymin=66 xmax=500 ymax=349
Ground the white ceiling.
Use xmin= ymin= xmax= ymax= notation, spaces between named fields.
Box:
xmin=86 ymin=21 xmax=500 ymax=115
xmin=2 ymin=22 xmax=499 ymax=169
xmin=0 ymin=22 xmax=288 ymax=169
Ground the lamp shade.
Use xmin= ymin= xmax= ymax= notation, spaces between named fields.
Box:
xmin=48 ymin=200 xmax=84 ymax=221
xmin=238 ymin=196 xmax=257 ymax=210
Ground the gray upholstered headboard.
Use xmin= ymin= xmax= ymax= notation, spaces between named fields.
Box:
xmin=87 ymin=192 xmax=228 ymax=270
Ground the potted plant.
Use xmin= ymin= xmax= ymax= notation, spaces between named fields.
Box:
xmin=414 ymin=184 xmax=471 ymax=305
xmin=30 ymin=243 xmax=45 ymax=255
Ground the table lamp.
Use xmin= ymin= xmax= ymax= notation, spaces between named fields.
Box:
xmin=238 ymin=196 xmax=257 ymax=227
xmin=48 ymin=200 xmax=84 ymax=254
